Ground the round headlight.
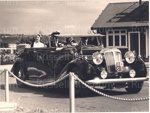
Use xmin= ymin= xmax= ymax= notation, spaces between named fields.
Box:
xmin=92 ymin=52 xmax=103 ymax=65
xmin=129 ymin=69 xmax=136 ymax=78
xmin=101 ymin=69 xmax=108 ymax=79
xmin=124 ymin=51 xmax=135 ymax=64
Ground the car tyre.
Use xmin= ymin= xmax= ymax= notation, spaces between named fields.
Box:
xmin=125 ymin=81 xmax=143 ymax=94
xmin=14 ymin=67 xmax=27 ymax=88
xmin=69 ymin=67 xmax=88 ymax=97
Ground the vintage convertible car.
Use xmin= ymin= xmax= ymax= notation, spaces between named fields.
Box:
xmin=11 ymin=33 xmax=148 ymax=95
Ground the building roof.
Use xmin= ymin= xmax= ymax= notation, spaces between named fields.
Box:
xmin=91 ymin=1 xmax=149 ymax=29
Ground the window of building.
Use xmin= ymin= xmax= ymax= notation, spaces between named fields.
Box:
xmin=108 ymin=35 xmax=113 ymax=46
xmin=114 ymin=31 xmax=119 ymax=34
xmin=121 ymin=30 xmax=127 ymax=33
xmin=115 ymin=35 xmax=119 ymax=46
xmin=107 ymin=29 xmax=127 ymax=47
xmin=121 ymin=35 xmax=126 ymax=46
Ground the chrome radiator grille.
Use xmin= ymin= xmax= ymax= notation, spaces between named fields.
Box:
xmin=104 ymin=51 xmax=122 ymax=73
xmin=104 ymin=52 xmax=115 ymax=73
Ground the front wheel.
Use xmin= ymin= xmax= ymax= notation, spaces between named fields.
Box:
xmin=125 ymin=82 xmax=143 ymax=94
xmin=69 ymin=67 xmax=88 ymax=96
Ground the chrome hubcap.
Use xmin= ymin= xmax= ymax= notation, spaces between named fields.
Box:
xmin=18 ymin=71 xmax=22 ymax=78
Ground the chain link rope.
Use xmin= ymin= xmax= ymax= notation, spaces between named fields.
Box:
xmin=6 ymin=69 xmax=69 ymax=87
xmin=1 ymin=69 xmax=149 ymax=101
xmin=74 ymin=75 xmax=149 ymax=101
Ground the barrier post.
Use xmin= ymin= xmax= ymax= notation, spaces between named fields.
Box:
xmin=69 ymin=72 xmax=75 ymax=113
xmin=0 ymin=69 xmax=17 ymax=111
xmin=5 ymin=69 xmax=9 ymax=102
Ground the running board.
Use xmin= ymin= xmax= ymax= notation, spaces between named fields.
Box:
xmin=85 ymin=77 xmax=149 ymax=85
xmin=26 ymin=78 xmax=55 ymax=84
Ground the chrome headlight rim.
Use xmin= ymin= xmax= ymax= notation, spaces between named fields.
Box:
xmin=74 ymin=52 xmax=79 ymax=57
xmin=124 ymin=51 xmax=135 ymax=64
xmin=92 ymin=51 xmax=103 ymax=65
xmin=101 ymin=69 xmax=108 ymax=79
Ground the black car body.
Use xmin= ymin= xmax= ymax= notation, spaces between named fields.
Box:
xmin=11 ymin=33 xmax=148 ymax=95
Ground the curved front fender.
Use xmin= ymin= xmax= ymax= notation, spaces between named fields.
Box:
xmin=133 ymin=57 xmax=147 ymax=77
xmin=56 ymin=58 xmax=89 ymax=79
xmin=11 ymin=58 xmax=27 ymax=74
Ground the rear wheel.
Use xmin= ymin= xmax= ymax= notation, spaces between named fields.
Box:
xmin=125 ymin=82 xmax=143 ymax=94
xmin=14 ymin=67 xmax=27 ymax=88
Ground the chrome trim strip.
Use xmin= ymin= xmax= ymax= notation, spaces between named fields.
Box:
xmin=85 ymin=77 xmax=149 ymax=85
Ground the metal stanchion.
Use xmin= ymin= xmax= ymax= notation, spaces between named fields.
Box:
xmin=69 ymin=72 xmax=75 ymax=113
xmin=0 ymin=69 xmax=17 ymax=111
xmin=5 ymin=69 xmax=9 ymax=102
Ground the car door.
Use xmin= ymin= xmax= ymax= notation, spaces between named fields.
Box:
xmin=24 ymin=48 xmax=56 ymax=79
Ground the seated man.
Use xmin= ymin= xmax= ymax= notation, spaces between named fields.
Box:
xmin=51 ymin=36 xmax=64 ymax=48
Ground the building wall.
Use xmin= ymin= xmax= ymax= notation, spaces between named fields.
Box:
xmin=97 ymin=27 xmax=149 ymax=60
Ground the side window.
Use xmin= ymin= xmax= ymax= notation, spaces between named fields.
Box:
xmin=87 ymin=37 xmax=98 ymax=45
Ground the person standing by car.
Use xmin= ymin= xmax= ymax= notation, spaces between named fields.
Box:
xmin=31 ymin=34 xmax=46 ymax=48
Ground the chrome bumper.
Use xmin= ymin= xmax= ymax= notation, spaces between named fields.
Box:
xmin=85 ymin=77 xmax=149 ymax=85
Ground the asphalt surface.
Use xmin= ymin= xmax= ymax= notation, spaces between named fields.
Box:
xmin=0 ymin=71 xmax=149 ymax=112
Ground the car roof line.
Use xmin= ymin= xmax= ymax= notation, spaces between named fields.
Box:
xmin=54 ymin=34 xmax=105 ymax=38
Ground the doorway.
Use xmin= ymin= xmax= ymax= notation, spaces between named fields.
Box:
xmin=128 ymin=32 xmax=140 ymax=55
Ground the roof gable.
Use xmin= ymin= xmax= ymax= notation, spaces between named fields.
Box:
xmin=91 ymin=1 xmax=149 ymax=29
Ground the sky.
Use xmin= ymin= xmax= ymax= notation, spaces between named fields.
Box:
xmin=0 ymin=0 xmax=148 ymax=35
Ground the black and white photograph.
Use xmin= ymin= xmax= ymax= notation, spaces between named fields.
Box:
xmin=0 ymin=0 xmax=149 ymax=112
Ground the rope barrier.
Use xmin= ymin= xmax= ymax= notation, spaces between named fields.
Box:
xmin=74 ymin=75 xmax=149 ymax=102
xmin=1 ymin=69 xmax=73 ymax=112
xmin=2 ymin=69 xmax=149 ymax=102
xmin=6 ymin=69 xmax=69 ymax=87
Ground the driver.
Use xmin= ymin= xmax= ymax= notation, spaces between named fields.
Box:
xmin=51 ymin=37 xmax=64 ymax=47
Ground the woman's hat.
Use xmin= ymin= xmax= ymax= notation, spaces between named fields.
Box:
xmin=36 ymin=33 xmax=42 ymax=37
